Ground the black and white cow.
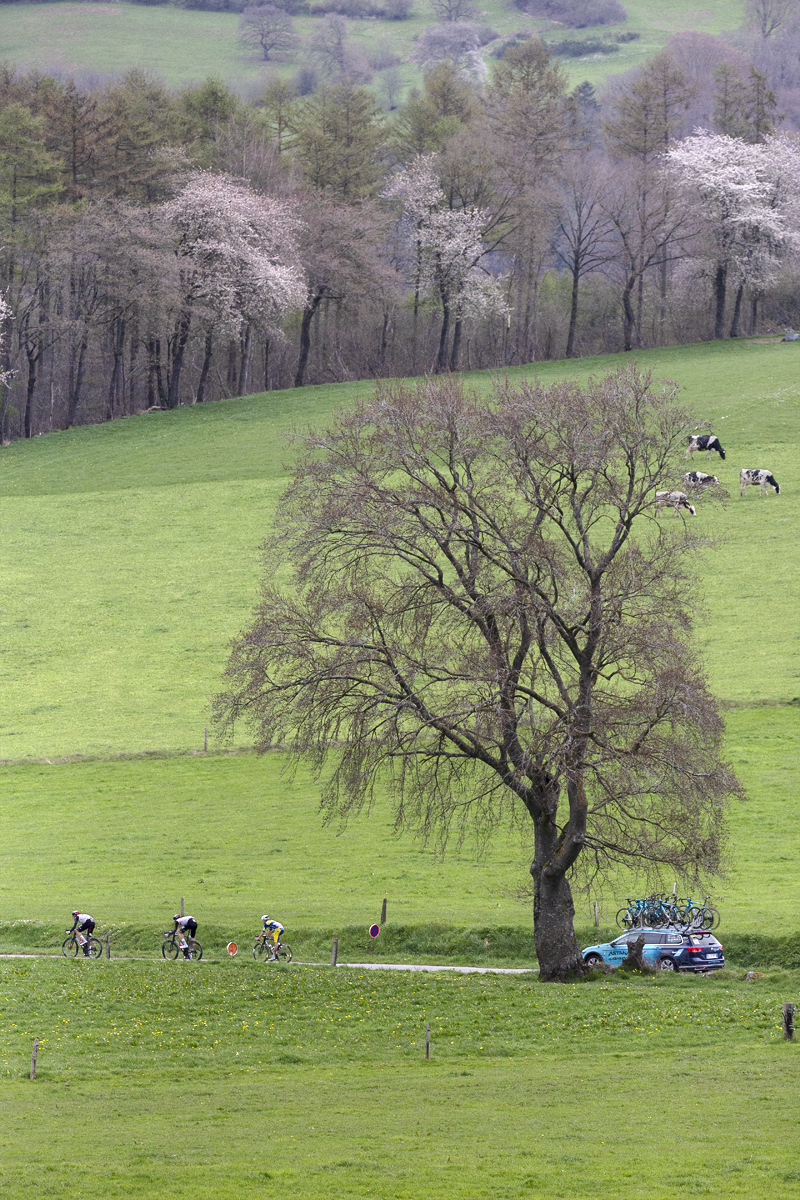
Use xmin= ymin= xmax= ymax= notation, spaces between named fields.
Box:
xmin=686 ymin=435 xmax=725 ymax=460
xmin=656 ymin=490 xmax=697 ymax=516
xmin=740 ymin=469 xmax=780 ymax=497
xmin=682 ymin=470 xmax=719 ymax=488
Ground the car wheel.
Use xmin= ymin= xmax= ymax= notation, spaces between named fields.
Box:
xmin=657 ymin=956 xmax=677 ymax=972
xmin=584 ymin=953 xmax=604 ymax=968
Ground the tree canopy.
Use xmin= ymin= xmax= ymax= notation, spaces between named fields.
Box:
xmin=215 ymin=367 xmax=742 ymax=980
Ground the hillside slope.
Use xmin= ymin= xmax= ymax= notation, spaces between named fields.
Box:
xmin=0 ymin=0 xmax=746 ymax=93
xmin=0 ymin=339 xmax=797 ymax=934
xmin=1 ymin=338 xmax=796 ymax=761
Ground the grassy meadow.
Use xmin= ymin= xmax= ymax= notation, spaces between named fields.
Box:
xmin=0 ymin=0 xmax=747 ymax=97
xmin=1 ymin=336 xmax=799 ymax=1195
xmin=2 ymin=957 xmax=800 ymax=1198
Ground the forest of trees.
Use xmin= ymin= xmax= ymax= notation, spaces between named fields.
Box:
xmin=3 ymin=3 xmax=800 ymax=440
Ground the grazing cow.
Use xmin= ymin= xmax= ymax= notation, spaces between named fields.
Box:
xmin=686 ymin=434 xmax=726 ymax=460
xmin=656 ymin=490 xmax=697 ymax=516
xmin=740 ymin=468 xmax=780 ymax=497
xmin=682 ymin=470 xmax=719 ymax=488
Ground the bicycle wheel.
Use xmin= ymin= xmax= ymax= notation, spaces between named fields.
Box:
xmin=684 ymin=906 xmax=704 ymax=929
xmin=276 ymin=944 xmax=292 ymax=963
xmin=62 ymin=936 xmax=79 ymax=958
xmin=699 ymin=906 xmax=720 ymax=930
xmin=616 ymin=908 xmax=633 ymax=929
xmin=162 ymin=938 xmax=180 ymax=960
xmin=86 ymin=937 xmax=103 ymax=959
xmin=253 ymin=939 xmax=270 ymax=960
xmin=186 ymin=941 xmax=203 ymax=961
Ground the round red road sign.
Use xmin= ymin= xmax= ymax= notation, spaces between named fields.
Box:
xmin=227 ymin=942 xmax=238 ymax=956
xmin=369 ymin=924 xmax=380 ymax=938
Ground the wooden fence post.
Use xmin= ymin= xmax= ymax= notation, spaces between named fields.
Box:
xmin=783 ymin=1002 xmax=795 ymax=1040
xmin=381 ymin=898 xmax=387 ymax=925
xmin=331 ymin=937 xmax=338 ymax=967
xmin=180 ymin=897 xmax=184 ymax=917
xmin=204 ymin=728 xmax=208 ymax=752
xmin=593 ymin=901 xmax=599 ymax=927
xmin=104 ymin=933 xmax=110 ymax=960
xmin=30 ymin=1038 xmax=38 ymax=1080
xmin=425 ymin=1023 xmax=430 ymax=1060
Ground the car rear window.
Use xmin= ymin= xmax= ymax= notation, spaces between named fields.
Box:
xmin=689 ymin=934 xmax=721 ymax=947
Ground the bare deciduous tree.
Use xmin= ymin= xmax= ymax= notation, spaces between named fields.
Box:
xmin=215 ymin=367 xmax=741 ymax=981
xmin=239 ymin=5 xmax=298 ymax=61
xmin=430 ymin=0 xmax=479 ymax=21
xmin=745 ymin=0 xmax=798 ymax=40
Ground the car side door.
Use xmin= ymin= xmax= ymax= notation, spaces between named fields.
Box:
xmin=607 ymin=934 xmax=634 ymax=965
xmin=640 ymin=932 xmax=666 ymax=964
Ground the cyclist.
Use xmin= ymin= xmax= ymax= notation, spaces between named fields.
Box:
xmin=172 ymin=913 xmax=198 ymax=959
xmin=68 ymin=910 xmax=95 ymax=957
xmin=261 ymin=914 xmax=285 ymax=958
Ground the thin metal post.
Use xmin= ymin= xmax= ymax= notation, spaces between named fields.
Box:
xmin=204 ymin=727 xmax=208 ymax=752
xmin=105 ymin=933 xmax=110 ymax=960
xmin=425 ymin=1023 xmax=430 ymax=1060
xmin=30 ymin=1038 xmax=38 ymax=1080
xmin=331 ymin=937 xmax=338 ymax=967
xmin=180 ymin=897 xmax=184 ymax=917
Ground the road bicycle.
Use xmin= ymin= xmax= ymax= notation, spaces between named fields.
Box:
xmin=616 ymin=894 xmax=720 ymax=931
xmin=62 ymin=930 xmax=103 ymax=959
xmin=252 ymin=934 xmax=293 ymax=963
xmin=162 ymin=930 xmax=203 ymax=960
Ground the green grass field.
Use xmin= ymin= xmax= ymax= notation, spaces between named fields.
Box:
xmin=2 ymin=958 xmax=800 ymax=1198
xmin=0 ymin=0 xmax=746 ymax=97
xmin=1 ymin=336 xmax=798 ymax=1196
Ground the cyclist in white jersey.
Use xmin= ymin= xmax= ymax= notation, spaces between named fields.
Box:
xmin=68 ymin=910 xmax=95 ymax=956
xmin=172 ymin=913 xmax=198 ymax=959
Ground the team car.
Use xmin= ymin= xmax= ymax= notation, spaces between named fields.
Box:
xmin=582 ymin=928 xmax=725 ymax=973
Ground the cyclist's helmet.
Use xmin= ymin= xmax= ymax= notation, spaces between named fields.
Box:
xmin=72 ymin=909 xmax=79 ymax=916
xmin=262 ymin=915 xmax=269 ymax=922
xmin=173 ymin=913 xmax=182 ymax=920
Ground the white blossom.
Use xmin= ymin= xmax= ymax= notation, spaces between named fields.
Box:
xmin=163 ymin=172 xmax=307 ymax=335
xmin=665 ymin=131 xmax=800 ymax=291
xmin=386 ymin=156 xmax=509 ymax=324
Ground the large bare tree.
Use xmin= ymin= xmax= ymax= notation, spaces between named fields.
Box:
xmin=215 ymin=367 xmax=740 ymax=980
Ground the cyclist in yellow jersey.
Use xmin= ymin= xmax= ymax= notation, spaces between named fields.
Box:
xmin=261 ymin=914 xmax=284 ymax=952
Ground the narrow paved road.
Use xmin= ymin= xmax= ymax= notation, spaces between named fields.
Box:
xmin=0 ymin=954 xmax=538 ymax=972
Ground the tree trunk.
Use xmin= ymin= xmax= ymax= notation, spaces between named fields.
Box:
xmin=531 ymin=851 xmax=584 ymax=981
xmin=751 ymin=293 xmax=758 ymax=334
xmin=65 ymin=333 xmax=88 ymax=428
xmin=729 ymin=282 xmax=744 ymax=338
xmin=295 ymin=291 xmax=324 ymax=388
xmin=148 ymin=337 xmax=166 ymax=408
xmin=713 ymin=263 xmax=727 ymax=339
xmin=263 ymin=336 xmax=270 ymax=391
xmin=566 ymin=264 xmax=580 ymax=358
xmin=530 ymin=802 xmax=585 ymax=981
xmin=622 ymin=934 xmax=648 ymax=971
xmin=24 ymin=345 xmax=37 ymax=438
xmin=435 ymin=292 xmax=450 ymax=373
xmin=106 ymin=318 xmax=125 ymax=420
xmin=237 ymin=323 xmax=252 ymax=396
xmin=449 ymin=316 xmax=462 ymax=372
xmin=167 ymin=309 xmax=191 ymax=409
xmin=622 ymin=279 xmax=636 ymax=352
xmin=196 ymin=328 xmax=213 ymax=402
